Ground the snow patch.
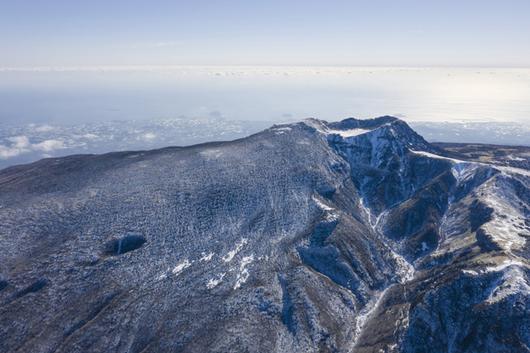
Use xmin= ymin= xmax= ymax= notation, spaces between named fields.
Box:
xmin=486 ymin=265 xmax=530 ymax=304
xmin=206 ymin=273 xmax=226 ymax=289
xmin=200 ymin=252 xmax=214 ymax=262
xmin=157 ymin=272 xmax=168 ymax=280
xmin=462 ymin=269 xmax=479 ymax=276
xmin=222 ymin=238 xmax=248 ymax=263
xmin=507 ymin=155 xmax=525 ymax=162
xmin=484 ymin=259 xmax=526 ymax=273
xmin=172 ymin=259 xmax=191 ymax=276
xmin=234 ymin=254 xmax=254 ymax=289
xmin=312 ymin=195 xmax=339 ymax=221
xmin=272 ymin=126 xmax=292 ymax=135
xmin=390 ymin=250 xmax=415 ymax=283
xmin=409 ymin=149 xmax=463 ymax=164
xmin=480 ymin=184 xmax=528 ymax=252
xmin=497 ymin=166 xmax=530 ymax=177
xmin=327 ymin=128 xmax=371 ymax=138
xmin=451 ymin=162 xmax=478 ymax=184
xmin=462 ymin=259 xmax=527 ymax=277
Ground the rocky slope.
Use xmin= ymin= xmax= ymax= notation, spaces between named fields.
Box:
xmin=0 ymin=116 xmax=528 ymax=353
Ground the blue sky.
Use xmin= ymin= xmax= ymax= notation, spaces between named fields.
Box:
xmin=1 ymin=0 xmax=529 ymax=67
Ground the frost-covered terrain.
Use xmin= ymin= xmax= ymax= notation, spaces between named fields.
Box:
xmin=0 ymin=116 xmax=528 ymax=353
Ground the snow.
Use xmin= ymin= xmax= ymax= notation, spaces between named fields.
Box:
xmin=272 ymin=126 xmax=292 ymax=135
xmin=172 ymin=259 xmax=191 ymax=276
xmin=461 ymin=259 xmax=527 ymax=277
xmin=206 ymin=272 xmax=226 ymax=289
xmin=353 ymin=287 xmax=389 ymax=344
xmin=199 ymin=252 xmax=214 ymax=262
xmin=234 ymin=255 xmax=254 ymax=289
xmin=312 ymin=195 xmax=334 ymax=212
xmin=358 ymin=198 xmax=375 ymax=227
xmin=409 ymin=149 xmax=463 ymax=164
xmin=480 ymin=183 xmax=527 ymax=252
xmin=302 ymin=118 xmax=389 ymax=140
xmin=327 ymin=128 xmax=371 ymax=138
xmin=412 ymin=153 xmax=529 ymax=253
xmin=352 ymin=195 xmax=415 ymax=347
xmin=157 ymin=272 xmax=168 ymax=280
xmin=359 ymin=197 xmax=414 ymax=283
xmin=312 ymin=195 xmax=339 ymax=221
xmin=409 ymin=149 xmax=530 ymax=178
xmin=302 ymin=119 xmax=328 ymax=134
xmin=507 ymin=155 xmax=525 ymax=162
xmin=497 ymin=166 xmax=530 ymax=177
xmin=462 ymin=269 xmax=479 ymax=276
xmin=359 ymin=197 xmax=388 ymax=233
xmin=486 ymin=265 xmax=530 ymax=304
xmin=390 ymin=250 xmax=415 ymax=283
xmin=484 ymin=259 xmax=526 ymax=273
xmin=451 ymin=162 xmax=478 ymax=184
xmin=222 ymin=238 xmax=248 ymax=263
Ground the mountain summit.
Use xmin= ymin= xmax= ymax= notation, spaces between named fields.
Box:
xmin=0 ymin=117 xmax=528 ymax=353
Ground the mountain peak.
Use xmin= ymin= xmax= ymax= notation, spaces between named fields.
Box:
xmin=327 ymin=115 xmax=399 ymax=130
xmin=301 ymin=116 xmax=434 ymax=153
xmin=303 ymin=116 xmax=408 ymax=136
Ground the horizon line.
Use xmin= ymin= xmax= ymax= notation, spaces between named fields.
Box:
xmin=1 ymin=64 xmax=530 ymax=72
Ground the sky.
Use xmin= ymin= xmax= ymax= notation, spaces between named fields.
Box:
xmin=1 ymin=0 xmax=530 ymax=68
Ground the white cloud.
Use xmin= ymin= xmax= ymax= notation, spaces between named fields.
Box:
xmin=8 ymin=135 xmax=31 ymax=148
xmin=82 ymin=133 xmax=99 ymax=140
xmin=0 ymin=145 xmax=28 ymax=159
xmin=139 ymin=132 xmax=157 ymax=141
xmin=0 ymin=136 xmax=31 ymax=159
xmin=0 ymin=136 xmax=66 ymax=159
xmin=32 ymin=139 xmax=65 ymax=152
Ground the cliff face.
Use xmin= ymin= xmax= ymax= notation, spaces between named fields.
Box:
xmin=0 ymin=117 xmax=528 ymax=353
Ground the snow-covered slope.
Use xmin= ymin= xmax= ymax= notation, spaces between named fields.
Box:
xmin=0 ymin=116 xmax=528 ymax=353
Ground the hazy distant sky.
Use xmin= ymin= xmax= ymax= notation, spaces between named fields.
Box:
xmin=1 ymin=0 xmax=529 ymax=68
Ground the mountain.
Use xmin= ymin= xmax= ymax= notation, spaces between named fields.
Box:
xmin=0 ymin=116 xmax=528 ymax=353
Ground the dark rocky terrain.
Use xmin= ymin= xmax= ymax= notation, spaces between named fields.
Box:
xmin=0 ymin=116 xmax=528 ymax=353
xmin=433 ymin=142 xmax=530 ymax=170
